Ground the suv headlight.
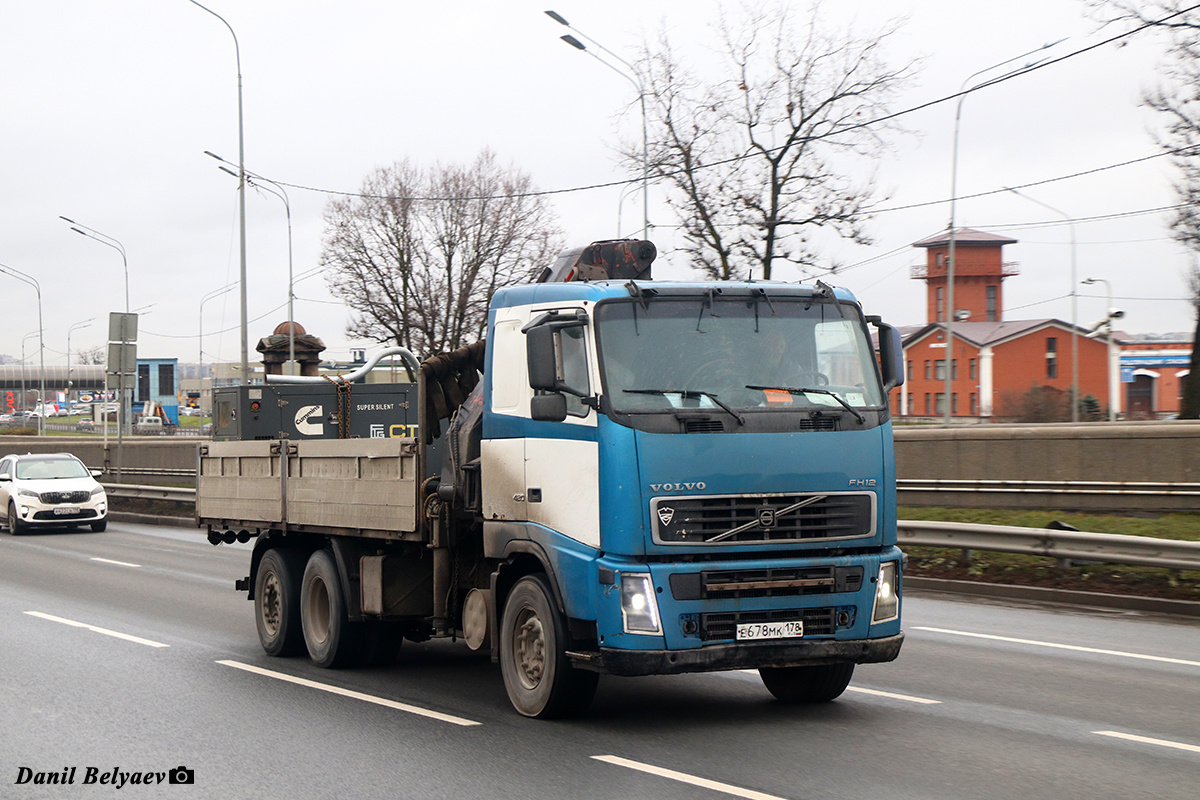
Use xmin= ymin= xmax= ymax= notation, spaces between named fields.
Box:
xmin=90 ymin=486 xmax=105 ymax=496
xmin=872 ymin=561 xmax=900 ymax=624
xmin=18 ymin=488 xmax=39 ymax=498
xmin=620 ymin=573 xmax=662 ymax=634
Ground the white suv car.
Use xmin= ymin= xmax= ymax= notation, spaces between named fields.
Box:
xmin=0 ymin=453 xmax=108 ymax=533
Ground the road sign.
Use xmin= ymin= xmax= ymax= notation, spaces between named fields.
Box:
xmin=108 ymin=312 xmax=138 ymax=343
xmin=106 ymin=342 xmax=136 ymax=375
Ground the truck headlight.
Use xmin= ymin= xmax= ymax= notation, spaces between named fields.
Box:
xmin=872 ymin=561 xmax=899 ymax=624
xmin=620 ymin=573 xmax=661 ymax=634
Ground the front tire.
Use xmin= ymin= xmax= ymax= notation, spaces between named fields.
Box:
xmin=759 ymin=663 xmax=855 ymax=703
xmin=90 ymin=518 xmax=107 ymax=533
xmin=499 ymin=574 xmax=598 ymax=718
xmin=255 ymin=547 xmax=306 ymax=656
xmin=7 ymin=503 xmax=27 ymax=535
xmin=300 ymin=549 xmax=361 ymax=668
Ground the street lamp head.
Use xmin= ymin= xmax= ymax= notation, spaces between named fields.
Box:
xmin=561 ymin=34 xmax=586 ymax=51
xmin=219 ymin=166 xmax=239 ymax=178
xmin=59 ymin=215 xmax=77 ymax=224
xmin=545 ymin=10 xmax=569 ymax=26
xmin=1082 ymin=278 xmax=1097 ymax=285
xmin=69 ymin=227 xmax=87 ymax=237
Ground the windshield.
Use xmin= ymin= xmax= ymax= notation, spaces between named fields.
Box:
xmin=595 ymin=296 xmax=884 ymax=414
xmin=15 ymin=458 xmax=90 ymax=480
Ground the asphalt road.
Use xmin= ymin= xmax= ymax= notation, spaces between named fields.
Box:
xmin=2 ymin=520 xmax=1198 ymax=799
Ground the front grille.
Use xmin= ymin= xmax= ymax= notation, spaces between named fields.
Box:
xmin=699 ymin=607 xmax=836 ymax=641
xmin=32 ymin=509 xmax=97 ymax=521
xmin=652 ymin=492 xmax=873 ymax=544
xmin=39 ymin=490 xmax=91 ymax=505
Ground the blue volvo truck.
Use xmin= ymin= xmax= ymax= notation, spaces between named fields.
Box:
xmin=197 ymin=239 xmax=906 ymax=718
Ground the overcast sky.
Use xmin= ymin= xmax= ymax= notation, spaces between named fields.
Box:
xmin=0 ymin=0 xmax=1193 ymax=371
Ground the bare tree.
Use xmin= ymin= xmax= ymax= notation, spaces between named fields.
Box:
xmin=1089 ymin=1 xmax=1200 ymax=416
xmin=322 ymin=151 xmax=563 ymax=361
xmin=76 ymin=346 xmax=105 ymax=365
xmin=624 ymin=3 xmax=915 ymax=280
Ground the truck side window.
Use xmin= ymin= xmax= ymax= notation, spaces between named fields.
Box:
xmin=559 ymin=326 xmax=591 ymax=418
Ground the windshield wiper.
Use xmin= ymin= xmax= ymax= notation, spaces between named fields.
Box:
xmin=746 ymin=385 xmax=865 ymax=425
xmin=624 ymin=388 xmax=746 ymax=426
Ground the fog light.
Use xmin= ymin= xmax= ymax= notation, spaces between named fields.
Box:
xmin=620 ymin=573 xmax=661 ymax=634
xmin=872 ymin=561 xmax=900 ymax=623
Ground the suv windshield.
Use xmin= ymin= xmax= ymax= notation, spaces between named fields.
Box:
xmin=595 ymin=295 xmax=884 ymax=414
xmin=15 ymin=457 xmax=90 ymax=480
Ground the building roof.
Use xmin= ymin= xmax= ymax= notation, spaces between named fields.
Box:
xmin=902 ymin=319 xmax=1081 ymax=348
xmin=911 ymin=227 xmax=1019 ymax=248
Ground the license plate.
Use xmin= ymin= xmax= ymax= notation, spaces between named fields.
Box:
xmin=736 ymin=620 xmax=804 ymax=641
xmin=53 ymin=507 xmax=80 ymax=516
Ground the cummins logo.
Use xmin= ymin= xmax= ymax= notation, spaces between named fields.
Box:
xmin=648 ymin=482 xmax=707 ymax=492
xmin=295 ymin=405 xmax=324 ymax=436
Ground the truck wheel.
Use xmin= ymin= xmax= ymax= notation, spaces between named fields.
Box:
xmin=7 ymin=503 xmax=27 ymax=535
xmin=499 ymin=574 xmax=598 ymax=718
xmin=300 ymin=549 xmax=361 ymax=668
xmin=759 ymin=663 xmax=855 ymax=703
xmin=255 ymin=547 xmax=306 ymax=656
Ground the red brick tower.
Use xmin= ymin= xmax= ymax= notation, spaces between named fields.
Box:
xmin=911 ymin=228 xmax=1019 ymax=324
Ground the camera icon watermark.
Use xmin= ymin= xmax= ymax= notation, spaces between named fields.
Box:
xmin=168 ymin=767 xmax=194 ymax=785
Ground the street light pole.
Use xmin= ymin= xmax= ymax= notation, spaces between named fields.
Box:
xmin=67 ymin=317 xmax=95 ymax=411
xmin=944 ymin=40 xmax=1065 ymax=424
xmin=1005 ymin=188 xmax=1079 ymax=422
xmin=59 ymin=218 xmax=129 ymax=313
xmin=189 ymin=0 xmax=249 ymax=386
xmin=1083 ymin=277 xmax=1119 ymax=422
xmin=1 ymin=264 xmax=45 ymax=436
xmin=546 ymin=10 xmax=649 ymax=240
xmin=208 ymin=152 xmax=294 ymax=370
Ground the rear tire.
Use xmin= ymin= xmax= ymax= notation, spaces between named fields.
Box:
xmin=499 ymin=574 xmax=598 ymax=718
xmin=7 ymin=503 xmax=27 ymax=535
xmin=300 ymin=549 xmax=361 ymax=668
xmin=90 ymin=518 xmax=107 ymax=533
xmin=759 ymin=663 xmax=855 ymax=703
xmin=255 ymin=547 xmax=306 ymax=656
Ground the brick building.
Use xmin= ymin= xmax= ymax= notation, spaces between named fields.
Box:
xmin=892 ymin=228 xmax=1113 ymax=420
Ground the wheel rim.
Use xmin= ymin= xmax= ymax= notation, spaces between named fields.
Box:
xmin=305 ymin=576 xmax=331 ymax=645
xmin=260 ymin=570 xmax=282 ymax=637
xmin=513 ymin=606 xmax=546 ymax=691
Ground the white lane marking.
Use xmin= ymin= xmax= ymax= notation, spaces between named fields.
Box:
xmin=913 ymin=627 xmax=1200 ymax=668
xmin=91 ymin=557 xmax=141 ymax=568
xmin=845 ymin=686 xmax=942 ymax=704
xmin=24 ymin=611 xmax=169 ymax=648
xmin=1094 ymin=730 xmax=1200 ymax=754
xmin=216 ymin=660 xmax=481 ymax=727
xmin=736 ymin=670 xmax=940 ymax=704
xmin=592 ymin=755 xmax=788 ymax=800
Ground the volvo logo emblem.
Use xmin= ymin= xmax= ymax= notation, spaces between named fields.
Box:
xmin=658 ymin=507 xmax=676 ymax=526
xmin=757 ymin=507 xmax=777 ymax=528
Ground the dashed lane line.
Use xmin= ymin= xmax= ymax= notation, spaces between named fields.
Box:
xmin=593 ymin=755 xmax=790 ymax=800
xmin=736 ymin=670 xmax=940 ymax=704
xmin=1094 ymin=730 xmax=1200 ymax=754
xmin=216 ymin=660 xmax=481 ymax=727
xmin=24 ymin=611 xmax=169 ymax=648
xmin=913 ymin=627 xmax=1200 ymax=668
xmin=91 ymin=557 xmax=141 ymax=568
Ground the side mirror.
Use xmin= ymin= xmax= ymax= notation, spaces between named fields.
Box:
xmin=874 ymin=321 xmax=904 ymax=391
xmin=530 ymin=393 xmax=568 ymax=422
xmin=526 ymin=325 xmax=559 ymax=391
xmin=90 ymin=470 xmax=103 ymax=478
xmin=0 ymin=473 xmax=10 ymax=482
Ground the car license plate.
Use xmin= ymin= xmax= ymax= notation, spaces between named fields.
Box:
xmin=736 ymin=620 xmax=803 ymax=641
xmin=53 ymin=507 xmax=80 ymax=516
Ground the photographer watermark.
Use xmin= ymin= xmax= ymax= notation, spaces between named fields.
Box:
xmin=14 ymin=765 xmax=194 ymax=788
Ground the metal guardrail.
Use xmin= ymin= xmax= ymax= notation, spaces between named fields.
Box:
xmin=102 ymin=483 xmax=196 ymax=503
xmin=898 ymin=479 xmax=1200 ymax=498
xmin=898 ymin=520 xmax=1200 ymax=572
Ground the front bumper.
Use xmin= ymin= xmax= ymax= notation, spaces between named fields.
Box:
xmin=14 ymin=498 xmax=107 ymax=526
xmin=579 ymin=631 xmax=904 ymax=676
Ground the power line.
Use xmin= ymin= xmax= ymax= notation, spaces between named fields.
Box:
xmin=255 ymin=4 xmax=1200 ymax=205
